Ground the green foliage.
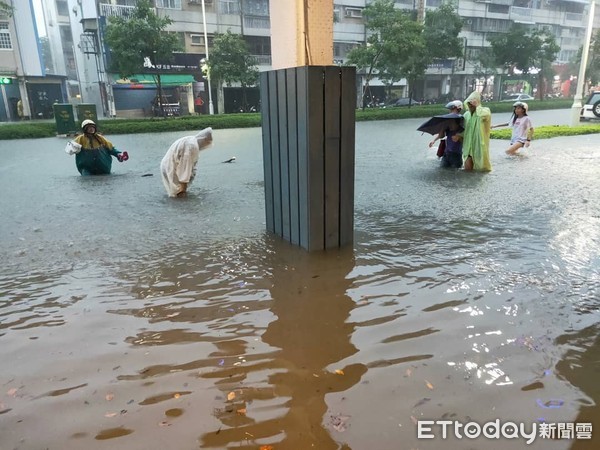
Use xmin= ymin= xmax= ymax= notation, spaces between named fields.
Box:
xmin=489 ymin=25 xmax=559 ymax=75
xmin=586 ymin=29 xmax=600 ymax=85
xmin=346 ymin=0 xmax=424 ymax=104
xmin=491 ymin=124 xmax=600 ymax=140
xmin=423 ymin=2 xmax=463 ymax=61
xmin=209 ymin=30 xmax=259 ymax=88
xmin=5 ymin=99 xmax=600 ymax=141
xmin=104 ymin=0 xmax=181 ymax=79
xmin=0 ymin=123 xmax=56 ymax=140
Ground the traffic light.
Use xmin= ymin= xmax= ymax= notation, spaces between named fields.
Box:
xmin=0 ymin=77 xmax=12 ymax=84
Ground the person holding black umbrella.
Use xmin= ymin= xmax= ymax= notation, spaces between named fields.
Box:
xmin=427 ymin=100 xmax=465 ymax=168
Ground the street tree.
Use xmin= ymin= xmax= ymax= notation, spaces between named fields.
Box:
xmin=208 ymin=30 xmax=259 ymax=114
xmin=587 ymin=30 xmax=600 ymax=86
xmin=470 ymin=47 xmax=499 ymax=98
xmin=423 ymin=2 xmax=463 ymax=61
xmin=346 ymin=0 xmax=423 ymax=108
xmin=489 ymin=24 xmax=559 ymax=99
xmin=104 ymin=0 xmax=181 ymax=117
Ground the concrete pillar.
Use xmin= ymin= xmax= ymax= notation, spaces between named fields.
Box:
xmin=269 ymin=0 xmax=333 ymax=69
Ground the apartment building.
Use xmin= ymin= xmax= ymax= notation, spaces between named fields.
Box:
xmin=2 ymin=0 xmax=597 ymax=121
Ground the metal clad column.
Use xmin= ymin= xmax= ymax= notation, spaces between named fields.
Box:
xmin=262 ymin=1 xmax=355 ymax=251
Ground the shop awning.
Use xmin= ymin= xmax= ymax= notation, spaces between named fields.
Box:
xmin=110 ymin=73 xmax=195 ymax=86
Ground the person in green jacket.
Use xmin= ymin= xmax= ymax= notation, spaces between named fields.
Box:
xmin=462 ymin=91 xmax=492 ymax=172
xmin=71 ymin=120 xmax=128 ymax=175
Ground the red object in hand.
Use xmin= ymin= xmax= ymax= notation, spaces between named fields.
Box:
xmin=118 ymin=151 xmax=129 ymax=162
xmin=117 ymin=154 xmax=123 ymax=162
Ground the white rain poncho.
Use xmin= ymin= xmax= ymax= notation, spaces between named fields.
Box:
xmin=160 ymin=127 xmax=213 ymax=197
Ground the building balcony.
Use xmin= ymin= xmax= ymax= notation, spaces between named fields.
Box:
xmin=244 ymin=15 xmax=270 ymax=30
xmin=252 ymin=54 xmax=271 ymax=65
xmin=510 ymin=6 xmax=534 ymax=23
xmin=99 ymin=3 xmax=137 ymax=19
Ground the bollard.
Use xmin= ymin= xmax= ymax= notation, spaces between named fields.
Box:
xmin=260 ymin=65 xmax=356 ymax=251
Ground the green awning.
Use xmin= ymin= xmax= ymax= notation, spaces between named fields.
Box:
xmin=111 ymin=74 xmax=195 ymax=85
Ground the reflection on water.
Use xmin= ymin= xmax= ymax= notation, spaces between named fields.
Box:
xmin=0 ymin=125 xmax=599 ymax=449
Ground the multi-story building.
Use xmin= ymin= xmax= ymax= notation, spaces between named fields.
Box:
xmin=0 ymin=0 xmax=71 ymax=121
xmin=2 ymin=0 xmax=598 ymax=121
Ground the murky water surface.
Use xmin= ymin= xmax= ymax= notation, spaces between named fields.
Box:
xmin=1 ymin=111 xmax=599 ymax=449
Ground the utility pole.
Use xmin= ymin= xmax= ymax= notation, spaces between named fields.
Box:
xmin=571 ymin=0 xmax=596 ymax=126
xmin=201 ymin=0 xmax=214 ymax=115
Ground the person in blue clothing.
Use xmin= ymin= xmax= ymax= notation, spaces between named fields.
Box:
xmin=69 ymin=120 xmax=127 ymax=175
xmin=428 ymin=100 xmax=464 ymax=168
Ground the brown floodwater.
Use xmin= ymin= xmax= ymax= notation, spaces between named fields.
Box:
xmin=0 ymin=111 xmax=599 ymax=449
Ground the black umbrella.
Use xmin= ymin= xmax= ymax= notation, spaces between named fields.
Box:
xmin=417 ymin=113 xmax=464 ymax=136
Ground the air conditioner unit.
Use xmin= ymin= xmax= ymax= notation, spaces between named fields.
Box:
xmin=344 ymin=7 xmax=363 ymax=18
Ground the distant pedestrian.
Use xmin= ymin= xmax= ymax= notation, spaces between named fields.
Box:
xmin=491 ymin=101 xmax=534 ymax=156
xmin=16 ymin=99 xmax=23 ymax=120
xmin=160 ymin=127 xmax=213 ymax=197
xmin=462 ymin=91 xmax=492 ymax=172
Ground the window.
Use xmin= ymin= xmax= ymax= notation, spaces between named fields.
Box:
xmin=220 ymin=0 xmax=240 ymax=15
xmin=245 ymin=35 xmax=270 ymax=55
xmin=242 ymin=0 xmax=268 ymax=16
xmin=190 ymin=33 xmax=213 ymax=47
xmin=488 ymin=4 xmax=509 ymax=14
xmin=191 ymin=34 xmax=205 ymax=46
xmin=56 ymin=0 xmax=69 ymax=17
xmin=156 ymin=0 xmax=181 ymax=9
xmin=0 ymin=22 xmax=12 ymax=50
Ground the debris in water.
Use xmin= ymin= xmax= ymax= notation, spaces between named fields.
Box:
xmin=223 ymin=157 xmax=236 ymax=163
xmin=536 ymin=398 xmax=563 ymax=409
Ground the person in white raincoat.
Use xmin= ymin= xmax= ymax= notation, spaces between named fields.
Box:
xmin=160 ymin=127 xmax=213 ymax=197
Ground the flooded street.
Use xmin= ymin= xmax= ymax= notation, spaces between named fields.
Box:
xmin=1 ymin=109 xmax=599 ymax=449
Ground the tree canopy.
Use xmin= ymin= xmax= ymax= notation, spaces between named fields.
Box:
xmin=489 ymin=24 xmax=559 ymax=75
xmin=209 ymin=30 xmax=258 ymax=88
xmin=346 ymin=0 xmax=423 ymax=106
xmin=104 ymin=0 xmax=181 ymax=78
xmin=346 ymin=0 xmax=463 ymax=106
xmin=208 ymin=30 xmax=259 ymax=113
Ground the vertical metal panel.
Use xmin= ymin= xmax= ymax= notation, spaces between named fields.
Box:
xmin=276 ymin=70 xmax=291 ymax=240
xmin=267 ymin=70 xmax=282 ymax=236
xmin=286 ymin=68 xmax=300 ymax=245
xmin=260 ymin=65 xmax=355 ymax=252
xmin=339 ymin=67 xmax=356 ymax=246
xmin=296 ymin=67 xmax=310 ymax=250
xmin=324 ymin=66 xmax=341 ymax=249
xmin=306 ymin=67 xmax=325 ymax=251
xmin=260 ymin=72 xmax=274 ymax=232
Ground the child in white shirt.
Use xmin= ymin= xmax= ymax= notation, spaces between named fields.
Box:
xmin=491 ymin=101 xmax=534 ymax=156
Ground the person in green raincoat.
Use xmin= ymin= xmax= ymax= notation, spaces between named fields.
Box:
xmin=462 ymin=91 xmax=492 ymax=172
xmin=70 ymin=120 xmax=127 ymax=175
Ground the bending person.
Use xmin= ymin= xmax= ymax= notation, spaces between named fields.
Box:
xmin=161 ymin=127 xmax=213 ymax=198
xmin=462 ymin=91 xmax=492 ymax=172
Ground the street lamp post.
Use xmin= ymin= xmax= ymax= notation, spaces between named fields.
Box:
xmin=201 ymin=0 xmax=214 ymax=115
xmin=571 ymin=0 xmax=596 ymax=126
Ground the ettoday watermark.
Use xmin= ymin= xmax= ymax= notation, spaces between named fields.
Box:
xmin=417 ymin=420 xmax=593 ymax=444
